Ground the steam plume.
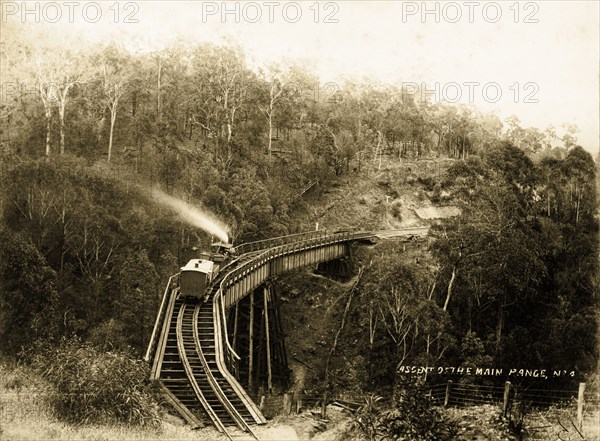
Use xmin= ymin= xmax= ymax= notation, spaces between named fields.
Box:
xmin=151 ymin=189 xmax=229 ymax=243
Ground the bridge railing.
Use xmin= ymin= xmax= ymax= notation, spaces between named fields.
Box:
xmin=144 ymin=274 xmax=178 ymax=363
xmin=215 ymin=230 xmax=356 ymax=371
xmin=227 ymin=230 xmax=351 ymax=293
xmin=212 ymin=286 xmax=267 ymax=424
xmin=147 ymin=227 xmax=427 ymax=367
xmin=233 ymin=230 xmax=330 ymax=255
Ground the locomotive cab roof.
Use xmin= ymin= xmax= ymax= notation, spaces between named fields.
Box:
xmin=181 ymin=259 xmax=215 ymax=274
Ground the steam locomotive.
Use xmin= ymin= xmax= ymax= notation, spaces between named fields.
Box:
xmin=179 ymin=241 xmax=234 ymax=298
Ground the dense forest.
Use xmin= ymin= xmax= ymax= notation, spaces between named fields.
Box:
xmin=0 ymin=29 xmax=598 ymax=428
xmin=353 ymin=144 xmax=598 ymax=393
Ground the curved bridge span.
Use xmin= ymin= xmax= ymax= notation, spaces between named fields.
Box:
xmin=144 ymin=227 xmax=428 ymax=437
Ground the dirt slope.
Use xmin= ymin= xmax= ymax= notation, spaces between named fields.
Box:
xmin=294 ymin=156 xmax=458 ymax=232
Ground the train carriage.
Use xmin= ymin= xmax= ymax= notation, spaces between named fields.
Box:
xmin=179 ymin=259 xmax=219 ymax=298
xmin=178 ymin=242 xmax=234 ymax=298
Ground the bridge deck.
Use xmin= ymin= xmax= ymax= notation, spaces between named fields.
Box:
xmin=145 ymin=227 xmax=428 ymax=435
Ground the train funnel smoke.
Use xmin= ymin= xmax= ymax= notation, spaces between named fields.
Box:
xmin=151 ymin=189 xmax=229 ymax=243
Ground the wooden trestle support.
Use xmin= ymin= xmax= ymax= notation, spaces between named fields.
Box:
xmin=227 ymin=284 xmax=290 ymax=397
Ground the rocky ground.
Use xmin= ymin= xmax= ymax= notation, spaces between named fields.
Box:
xmin=295 ymin=155 xmax=458 ymax=232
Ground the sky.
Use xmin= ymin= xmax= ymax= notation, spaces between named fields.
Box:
xmin=2 ymin=0 xmax=599 ymax=153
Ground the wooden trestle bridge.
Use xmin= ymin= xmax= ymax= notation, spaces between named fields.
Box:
xmin=144 ymin=227 xmax=428 ymax=439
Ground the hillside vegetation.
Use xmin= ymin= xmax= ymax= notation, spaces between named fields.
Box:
xmin=0 ymin=33 xmax=598 ymax=439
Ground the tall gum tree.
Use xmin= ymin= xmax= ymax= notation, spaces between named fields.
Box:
xmin=191 ymin=45 xmax=250 ymax=163
xmin=258 ymin=66 xmax=289 ymax=162
xmin=97 ymin=46 xmax=132 ymax=163
xmin=34 ymin=53 xmax=57 ymax=157
xmin=34 ymin=47 xmax=89 ymax=156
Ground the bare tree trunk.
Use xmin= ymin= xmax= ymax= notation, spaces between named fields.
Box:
xmin=262 ymin=80 xmax=284 ymax=162
xmin=58 ymin=103 xmax=66 ymax=154
xmin=56 ymin=82 xmax=76 ymax=155
xmin=102 ymin=61 xmax=126 ymax=163
xmin=36 ymin=57 xmax=54 ymax=157
xmin=44 ymin=107 xmax=52 ymax=157
xmin=374 ymin=130 xmax=382 ymax=160
xmin=443 ymin=265 xmax=457 ymax=311
xmin=108 ymin=110 xmax=116 ymax=162
xmin=156 ymin=57 xmax=162 ymax=121
xmin=495 ymin=302 xmax=503 ymax=351
xmin=368 ymin=306 xmax=377 ymax=349
xmin=575 ymin=185 xmax=581 ymax=224
xmin=267 ymin=112 xmax=273 ymax=161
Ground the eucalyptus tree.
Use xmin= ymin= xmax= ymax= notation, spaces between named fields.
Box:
xmin=97 ymin=45 xmax=133 ymax=162
xmin=190 ymin=45 xmax=253 ymax=166
xmin=359 ymin=251 xmax=451 ymax=387
xmin=561 ymin=123 xmax=579 ymax=151
xmin=32 ymin=42 xmax=92 ymax=157
xmin=258 ymin=66 xmax=290 ymax=161
xmin=560 ymin=146 xmax=597 ymax=225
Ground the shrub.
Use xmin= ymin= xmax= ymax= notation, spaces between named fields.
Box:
xmin=383 ymin=382 xmax=458 ymax=440
xmin=35 ymin=338 xmax=161 ymax=427
xmin=417 ymin=175 xmax=437 ymax=191
xmin=349 ymin=383 xmax=458 ymax=441
xmin=350 ymin=394 xmax=383 ymax=441
xmin=460 ymin=331 xmax=493 ymax=369
xmin=415 ymin=189 xmax=428 ymax=202
xmin=390 ymin=201 xmax=402 ymax=220
xmin=431 ymin=182 xmax=442 ymax=203
xmin=0 ymin=226 xmax=59 ymax=355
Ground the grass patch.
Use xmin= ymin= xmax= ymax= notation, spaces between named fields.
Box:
xmin=0 ymin=360 xmax=226 ymax=441
xmin=31 ymin=339 xmax=161 ymax=427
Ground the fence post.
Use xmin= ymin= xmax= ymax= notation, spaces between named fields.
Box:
xmin=444 ymin=380 xmax=452 ymax=407
xmin=321 ymin=392 xmax=328 ymax=418
xmin=502 ymin=381 xmax=512 ymax=418
xmin=577 ymin=382 xmax=586 ymax=431
xmin=283 ymin=393 xmax=292 ymax=415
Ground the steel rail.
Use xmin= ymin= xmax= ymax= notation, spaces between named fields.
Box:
xmin=155 ymin=227 xmax=430 ymax=433
xmin=192 ymin=304 xmax=257 ymax=436
xmin=145 ymin=275 xmax=177 ymax=363
xmin=176 ymin=303 xmax=226 ymax=432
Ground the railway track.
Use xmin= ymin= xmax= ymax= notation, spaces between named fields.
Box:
xmin=369 ymin=226 xmax=429 ymax=239
xmin=156 ymin=295 xmax=206 ymax=427
xmin=177 ymin=302 xmax=236 ymax=430
xmin=152 ymin=227 xmax=430 ymax=435
xmin=156 ymin=251 xmax=263 ymax=439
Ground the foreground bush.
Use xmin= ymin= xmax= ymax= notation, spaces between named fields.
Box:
xmin=350 ymin=383 xmax=458 ymax=440
xmin=35 ymin=339 xmax=161 ymax=427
